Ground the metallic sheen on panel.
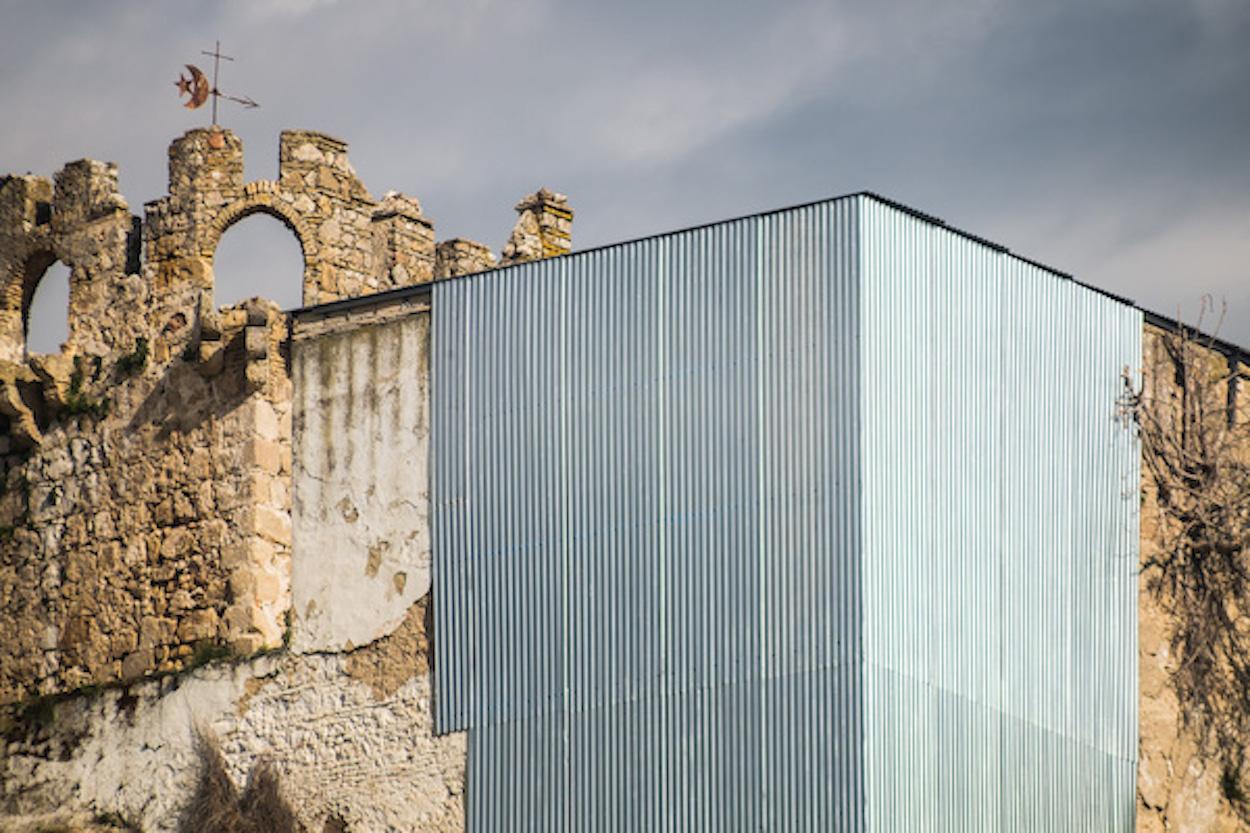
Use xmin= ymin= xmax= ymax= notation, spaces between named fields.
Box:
xmin=432 ymin=194 xmax=1139 ymax=831
xmin=858 ymin=199 xmax=1140 ymax=832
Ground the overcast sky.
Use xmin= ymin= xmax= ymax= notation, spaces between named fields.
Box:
xmin=3 ymin=0 xmax=1249 ymax=350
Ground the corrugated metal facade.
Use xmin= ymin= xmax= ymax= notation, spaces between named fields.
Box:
xmin=431 ymin=194 xmax=1140 ymax=831
xmin=859 ymin=199 xmax=1140 ymax=832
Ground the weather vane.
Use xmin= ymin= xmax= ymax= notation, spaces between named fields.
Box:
xmin=174 ymin=40 xmax=259 ymax=126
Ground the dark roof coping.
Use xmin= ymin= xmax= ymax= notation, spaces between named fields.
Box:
xmin=288 ymin=191 xmax=1247 ymax=357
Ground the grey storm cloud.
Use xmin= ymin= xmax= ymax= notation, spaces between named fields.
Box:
xmin=2 ymin=0 xmax=1249 ymax=345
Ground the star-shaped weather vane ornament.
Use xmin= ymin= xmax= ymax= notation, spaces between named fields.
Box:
xmin=174 ymin=40 xmax=259 ymax=128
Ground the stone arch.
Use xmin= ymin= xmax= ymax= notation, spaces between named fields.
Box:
xmin=22 ymin=253 xmax=70 ymax=354
xmin=202 ymin=184 xmax=320 ymax=307
xmin=0 ymin=236 xmax=71 ymax=362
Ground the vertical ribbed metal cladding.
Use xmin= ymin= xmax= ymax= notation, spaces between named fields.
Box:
xmin=433 ymin=198 xmax=865 ymax=831
xmin=858 ymin=197 xmax=1140 ymax=832
xmin=433 ymin=192 xmax=1140 ymax=831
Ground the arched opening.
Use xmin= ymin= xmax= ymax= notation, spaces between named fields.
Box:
xmin=213 ymin=212 xmax=305 ymax=310
xmin=25 ymin=258 xmax=71 ymax=355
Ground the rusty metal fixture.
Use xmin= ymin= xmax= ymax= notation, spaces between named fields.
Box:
xmin=174 ymin=41 xmax=260 ymax=125
xmin=174 ymin=65 xmax=210 ymax=109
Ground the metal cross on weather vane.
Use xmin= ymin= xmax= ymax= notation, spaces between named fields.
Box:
xmin=173 ymin=40 xmax=259 ymax=127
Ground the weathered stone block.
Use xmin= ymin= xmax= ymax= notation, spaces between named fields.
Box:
xmin=120 ymin=648 xmax=153 ymax=681
xmin=169 ymin=589 xmax=194 ymax=611
xmin=254 ymin=398 xmax=280 ymax=441
xmin=158 ymin=527 xmax=194 ymax=561
xmin=245 ymin=438 xmax=282 ymax=475
xmin=228 ymin=632 xmax=265 ymax=655
xmin=255 ymin=569 xmax=282 ymax=605
xmin=110 ymin=631 xmax=137 ymax=656
xmin=176 ymin=608 xmax=219 ymax=642
xmin=139 ymin=616 xmax=176 ymax=649
xmin=223 ymin=536 xmax=274 ymax=572
xmin=253 ymin=506 xmax=292 ymax=545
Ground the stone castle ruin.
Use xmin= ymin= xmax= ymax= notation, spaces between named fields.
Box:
xmin=0 ymin=127 xmax=569 ymax=832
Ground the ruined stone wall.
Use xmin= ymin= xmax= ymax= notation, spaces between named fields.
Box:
xmin=434 ymin=238 xmax=496 ymax=279
xmin=0 ymin=597 xmax=465 ymax=833
xmin=144 ymin=128 xmax=438 ymax=315
xmin=0 ymin=162 xmax=142 ymax=366
xmin=0 ymin=127 xmax=573 ymax=832
xmin=0 ymin=301 xmax=463 ymax=833
xmin=0 ymin=307 xmax=292 ymax=704
xmin=1137 ymin=322 xmax=1247 ymax=833
xmin=0 ymin=147 xmax=298 ymax=704
xmin=499 ymin=188 xmax=573 ymax=265
xmin=0 ymin=125 xmax=504 ymax=706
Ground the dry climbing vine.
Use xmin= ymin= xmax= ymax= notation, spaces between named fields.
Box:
xmin=1127 ymin=298 xmax=1250 ymax=811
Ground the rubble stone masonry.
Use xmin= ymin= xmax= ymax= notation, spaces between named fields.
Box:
xmin=0 ymin=127 xmax=570 ymax=831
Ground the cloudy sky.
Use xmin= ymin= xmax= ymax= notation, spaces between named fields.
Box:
xmin=3 ymin=0 xmax=1248 ymax=350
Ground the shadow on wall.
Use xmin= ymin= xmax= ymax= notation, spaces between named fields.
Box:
xmin=125 ymin=348 xmax=255 ymax=439
xmin=179 ymin=728 xmax=302 ymax=833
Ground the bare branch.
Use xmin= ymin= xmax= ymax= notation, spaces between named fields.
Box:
xmin=1132 ymin=318 xmax=1250 ymax=814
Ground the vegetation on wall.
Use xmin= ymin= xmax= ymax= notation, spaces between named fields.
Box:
xmin=1127 ymin=300 xmax=1250 ymax=816
xmin=64 ymin=355 xmax=109 ymax=419
xmin=114 ymin=337 xmax=148 ymax=377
